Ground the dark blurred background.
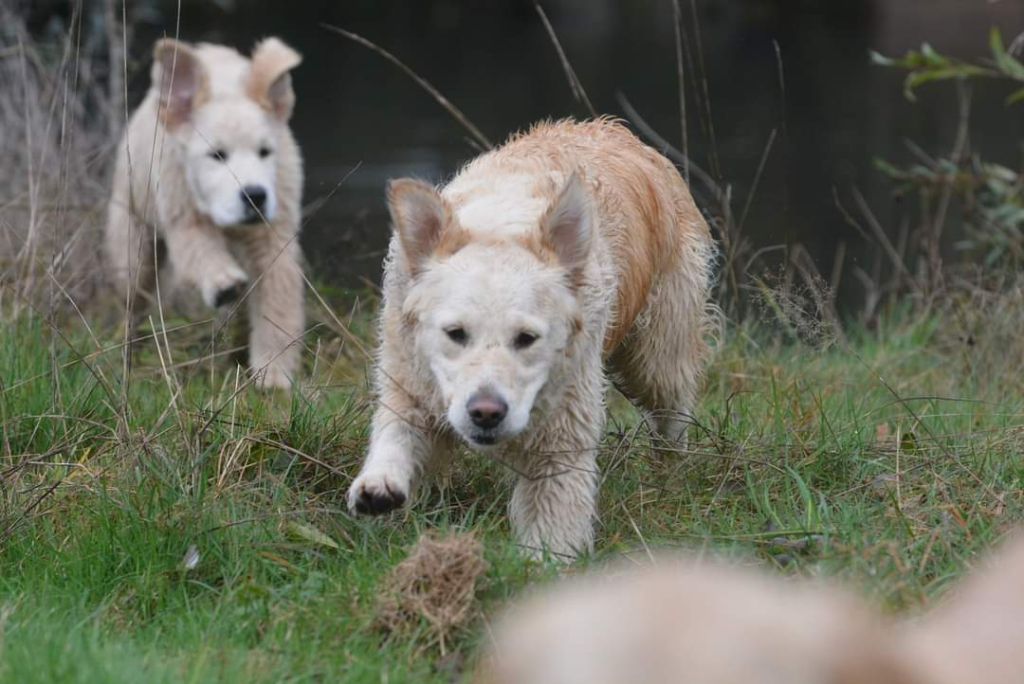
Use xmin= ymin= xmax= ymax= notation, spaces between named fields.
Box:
xmin=15 ymin=0 xmax=1024 ymax=302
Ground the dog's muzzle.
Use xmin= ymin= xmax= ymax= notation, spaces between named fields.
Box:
xmin=240 ymin=185 xmax=267 ymax=224
xmin=466 ymin=390 xmax=508 ymax=446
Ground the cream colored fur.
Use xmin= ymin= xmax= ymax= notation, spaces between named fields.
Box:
xmin=348 ymin=119 xmax=716 ymax=559
xmin=478 ymin=534 xmax=1024 ymax=684
xmin=104 ymin=37 xmax=305 ymax=390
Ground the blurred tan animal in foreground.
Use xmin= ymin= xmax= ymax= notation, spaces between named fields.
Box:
xmin=104 ymin=37 xmax=305 ymax=390
xmin=478 ymin=535 xmax=1024 ymax=684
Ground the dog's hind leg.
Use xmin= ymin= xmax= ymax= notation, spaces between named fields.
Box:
xmin=609 ymin=248 xmax=715 ymax=449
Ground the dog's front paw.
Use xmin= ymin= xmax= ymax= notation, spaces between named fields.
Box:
xmin=201 ymin=265 xmax=249 ymax=309
xmin=347 ymin=471 xmax=408 ymax=515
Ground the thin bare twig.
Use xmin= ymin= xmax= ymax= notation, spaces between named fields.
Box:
xmin=737 ymin=128 xmax=777 ymax=233
xmin=320 ymin=24 xmax=492 ymax=151
xmin=533 ymin=1 xmax=597 ymax=118
xmin=833 ymin=187 xmax=921 ymax=295
xmin=671 ymin=0 xmax=689 ymax=184
xmin=615 ymin=92 xmax=719 ymax=201
xmin=687 ymin=0 xmax=720 ymax=179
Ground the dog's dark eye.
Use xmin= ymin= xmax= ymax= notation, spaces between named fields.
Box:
xmin=208 ymin=148 xmax=228 ymax=162
xmin=445 ymin=327 xmax=468 ymax=345
xmin=258 ymin=146 xmax=273 ymax=159
xmin=514 ymin=332 xmax=539 ymax=350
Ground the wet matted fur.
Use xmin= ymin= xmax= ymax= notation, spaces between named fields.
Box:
xmin=348 ymin=119 xmax=717 ymax=559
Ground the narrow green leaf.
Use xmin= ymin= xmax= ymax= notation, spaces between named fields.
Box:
xmin=990 ymin=27 xmax=1006 ymax=58
xmin=286 ymin=521 xmax=340 ymax=550
xmin=870 ymin=50 xmax=896 ymax=67
xmin=991 ymin=26 xmax=1024 ymax=80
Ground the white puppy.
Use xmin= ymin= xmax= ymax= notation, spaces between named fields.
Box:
xmin=105 ymin=37 xmax=305 ymax=390
xmin=348 ymin=119 xmax=716 ymax=559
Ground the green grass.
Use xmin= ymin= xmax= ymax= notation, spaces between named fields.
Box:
xmin=0 ymin=295 xmax=1022 ymax=683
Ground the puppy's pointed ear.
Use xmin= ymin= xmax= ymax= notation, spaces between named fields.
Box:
xmin=153 ymin=39 xmax=207 ymax=128
xmin=387 ymin=179 xmax=460 ymax=275
xmin=248 ymin=37 xmax=302 ymax=120
xmin=541 ymin=173 xmax=593 ymax=278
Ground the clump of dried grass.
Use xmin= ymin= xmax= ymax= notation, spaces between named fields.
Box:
xmin=0 ymin=5 xmax=121 ymax=319
xmin=931 ymin=273 xmax=1024 ymax=392
xmin=375 ymin=531 xmax=488 ymax=653
xmin=751 ymin=256 xmax=844 ymax=349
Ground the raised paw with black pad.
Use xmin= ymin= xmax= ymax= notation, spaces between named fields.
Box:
xmin=213 ymin=282 xmax=245 ymax=307
xmin=352 ymin=482 xmax=407 ymax=515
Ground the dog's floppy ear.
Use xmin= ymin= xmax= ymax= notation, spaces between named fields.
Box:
xmin=541 ymin=172 xmax=593 ymax=278
xmin=248 ymin=37 xmax=302 ymax=121
xmin=387 ymin=179 xmax=462 ymax=276
xmin=152 ymin=39 xmax=207 ymax=128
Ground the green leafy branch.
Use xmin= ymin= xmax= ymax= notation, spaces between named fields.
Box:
xmin=872 ymin=28 xmax=1024 ymax=104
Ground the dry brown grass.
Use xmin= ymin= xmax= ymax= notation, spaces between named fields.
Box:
xmin=375 ymin=531 xmax=489 ymax=655
xmin=0 ymin=6 xmax=120 ymax=319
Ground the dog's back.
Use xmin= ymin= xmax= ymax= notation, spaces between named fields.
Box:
xmin=445 ymin=119 xmax=712 ymax=354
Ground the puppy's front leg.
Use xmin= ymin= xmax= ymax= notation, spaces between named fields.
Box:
xmin=163 ymin=219 xmax=248 ymax=308
xmin=348 ymin=389 xmax=435 ymax=515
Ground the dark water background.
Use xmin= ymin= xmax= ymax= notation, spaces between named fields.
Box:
xmin=26 ymin=0 xmax=1024 ymax=304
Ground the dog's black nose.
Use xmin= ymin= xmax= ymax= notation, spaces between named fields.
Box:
xmin=242 ymin=185 xmax=267 ymax=213
xmin=467 ymin=392 xmax=508 ymax=430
